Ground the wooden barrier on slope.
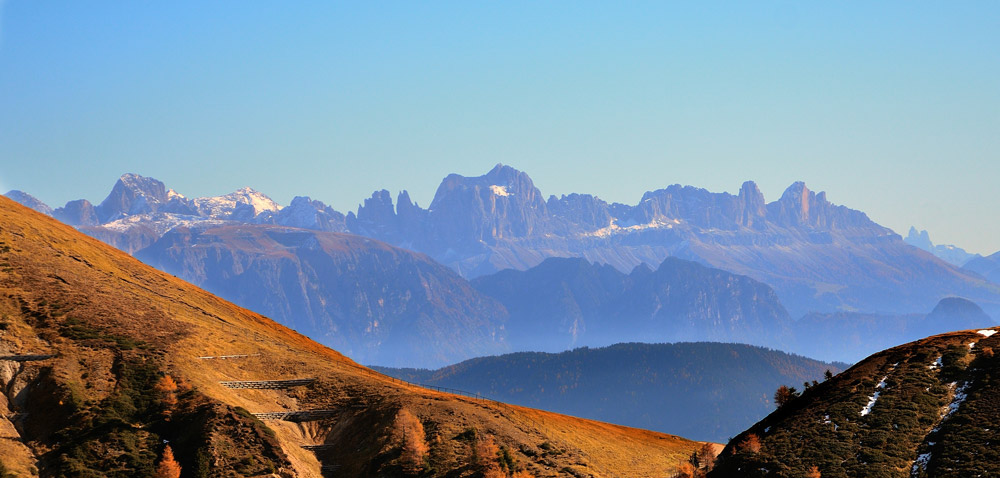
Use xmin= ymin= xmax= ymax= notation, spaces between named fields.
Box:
xmin=0 ymin=354 xmax=55 ymax=362
xmin=219 ymin=378 xmax=316 ymax=390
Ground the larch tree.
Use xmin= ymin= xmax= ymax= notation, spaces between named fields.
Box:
xmin=154 ymin=444 xmax=181 ymax=478
xmin=394 ymin=409 xmax=429 ymax=473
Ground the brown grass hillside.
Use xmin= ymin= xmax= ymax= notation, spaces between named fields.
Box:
xmin=0 ymin=196 xmax=704 ymax=477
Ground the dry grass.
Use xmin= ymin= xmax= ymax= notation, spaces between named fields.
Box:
xmin=0 ymin=196 xmax=707 ymax=477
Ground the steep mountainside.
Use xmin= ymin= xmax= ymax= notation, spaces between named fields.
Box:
xmin=376 ymin=343 xmax=844 ymax=443
xmin=0 ymin=196 xmax=706 ymax=477
xmin=472 ymin=257 xmax=793 ymax=352
xmin=135 ymin=224 xmax=509 ymax=367
xmin=792 ymin=297 xmax=995 ymax=363
xmin=710 ymin=326 xmax=1000 ymax=478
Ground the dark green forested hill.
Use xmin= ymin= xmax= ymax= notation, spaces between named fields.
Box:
xmin=377 ymin=342 xmax=844 ymax=442
xmin=710 ymin=327 xmax=1000 ymax=478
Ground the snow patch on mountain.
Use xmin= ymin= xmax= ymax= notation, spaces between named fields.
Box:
xmin=194 ymin=187 xmax=283 ymax=218
xmin=977 ymin=329 xmax=997 ymax=338
xmin=945 ymin=382 xmax=970 ymax=418
xmin=860 ymin=375 xmax=889 ymax=416
xmin=102 ymin=213 xmax=228 ymax=236
xmin=911 ymin=452 xmax=932 ymax=476
xmin=490 ymin=185 xmax=511 ymax=197
xmin=583 ymin=218 xmax=680 ymax=238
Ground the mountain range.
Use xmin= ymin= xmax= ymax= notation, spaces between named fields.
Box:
xmin=6 ymin=166 xmax=1000 ymax=366
xmin=12 ymin=165 xmax=999 ymax=319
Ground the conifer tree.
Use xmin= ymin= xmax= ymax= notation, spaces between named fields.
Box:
xmin=154 ymin=445 xmax=181 ymax=478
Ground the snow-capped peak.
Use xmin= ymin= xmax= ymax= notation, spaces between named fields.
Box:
xmin=193 ymin=187 xmax=283 ymax=219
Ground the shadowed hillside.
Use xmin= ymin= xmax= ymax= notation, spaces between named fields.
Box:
xmin=377 ymin=343 xmax=844 ymax=443
xmin=710 ymin=327 xmax=1000 ymax=477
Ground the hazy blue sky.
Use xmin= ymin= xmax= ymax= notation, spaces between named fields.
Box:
xmin=1 ymin=2 xmax=998 ymax=253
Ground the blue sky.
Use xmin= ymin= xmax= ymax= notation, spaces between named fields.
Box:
xmin=1 ymin=2 xmax=998 ymax=253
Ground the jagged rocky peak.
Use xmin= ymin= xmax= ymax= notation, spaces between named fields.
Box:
xmin=3 ymin=190 xmax=52 ymax=215
xmin=905 ymin=226 xmax=934 ymax=250
xmin=193 ymin=186 xmax=282 ymax=219
xmin=396 ymin=190 xmax=428 ymax=229
xmin=356 ymin=189 xmax=396 ymax=224
xmin=777 ymin=181 xmax=813 ymax=221
xmin=96 ymin=173 xmax=171 ymax=222
xmin=53 ymin=199 xmax=99 ymax=226
xmin=630 ymin=184 xmax=743 ymax=230
xmin=546 ymin=193 xmax=613 ymax=231
xmin=432 ymin=164 xmax=542 ymax=201
xmin=765 ymin=181 xmax=881 ymax=232
xmin=737 ymin=181 xmax=766 ymax=227
xmin=427 ymin=164 xmax=550 ymax=244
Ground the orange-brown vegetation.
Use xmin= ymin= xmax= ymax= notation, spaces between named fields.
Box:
xmin=773 ymin=384 xmax=798 ymax=408
xmin=155 ymin=374 xmax=179 ymax=411
xmin=737 ymin=434 xmax=762 ymax=454
xmin=154 ymin=445 xmax=182 ymax=478
xmin=806 ymin=465 xmax=821 ymax=478
xmin=476 ymin=434 xmax=501 ymax=469
xmin=395 ymin=408 xmax=429 ymax=473
xmin=0 ymin=196 xmax=706 ymax=477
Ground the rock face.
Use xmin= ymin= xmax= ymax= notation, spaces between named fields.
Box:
xmin=473 ymin=256 xmax=794 ymax=352
xmin=136 ymin=225 xmax=509 ymax=367
xmin=710 ymin=326 xmax=1000 ymax=478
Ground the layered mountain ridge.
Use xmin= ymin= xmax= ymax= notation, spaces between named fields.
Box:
xmin=471 ymin=256 xmax=794 ymax=352
xmin=376 ymin=342 xmax=845 ymax=443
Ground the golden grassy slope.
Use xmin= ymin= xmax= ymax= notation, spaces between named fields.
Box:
xmin=0 ymin=196 xmax=704 ymax=477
